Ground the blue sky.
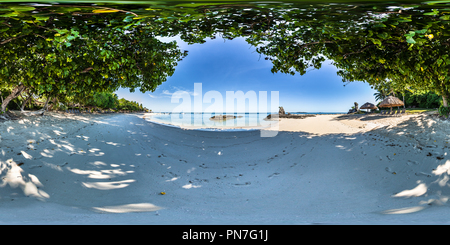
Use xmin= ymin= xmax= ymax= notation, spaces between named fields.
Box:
xmin=115 ymin=36 xmax=377 ymax=113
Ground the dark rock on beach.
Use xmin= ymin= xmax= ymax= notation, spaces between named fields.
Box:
xmin=265 ymin=114 xmax=316 ymax=120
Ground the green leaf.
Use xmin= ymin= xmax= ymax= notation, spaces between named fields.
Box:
xmin=405 ymin=31 xmax=416 ymax=37
xmin=406 ymin=36 xmax=416 ymax=43
xmin=34 ymin=16 xmax=50 ymax=21
xmin=371 ymin=38 xmax=382 ymax=46
xmin=415 ymin=29 xmax=428 ymax=34
xmin=123 ymin=16 xmax=134 ymax=22
xmin=9 ymin=6 xmax=35 ymax=11
xmin=56 ymin=29 xmax=70 ymax=35
xmin=377 ymin=32 xmax=388 ymax=39
xmin=424 ymin=9 xmax=439 ymax=15
xmin=54 ymin=7 xmax=81 ymax=13
xmin=372 ymin=23 xmax=387 ymax=28
xmin=67 ymin=35 xmax=76 ymax=41
xmin=398 ymin=17 xmax=412 ymax=22
xmin=71 ymin=30 xmax=79 ymax=37
xmin=0 ymin=12 xmax=19 ymax=17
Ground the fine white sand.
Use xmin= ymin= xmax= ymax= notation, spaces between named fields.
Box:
xmin=1 ymin=111 xmax=450 ymax=224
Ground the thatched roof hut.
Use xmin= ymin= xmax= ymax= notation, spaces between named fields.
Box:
xmin=378 ymin=96 xmax=404 ymax=108
xmin=360 ymin=102 xmax=378 ymax=110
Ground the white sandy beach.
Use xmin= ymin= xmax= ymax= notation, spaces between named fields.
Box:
xmin=1 ymin=111 xmax=450 ymax=224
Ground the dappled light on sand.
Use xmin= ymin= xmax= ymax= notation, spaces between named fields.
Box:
xmin=0 ymin=159 xmax=49 ymax=201
xmin=182 ymin=183 xmax=201 ymax=189
xmin=381 ymin=206 xmax=427 ymax=215
xmin=68 ymin=166 xmax=133 ymax=179
xmin=81 ymin=179 xmax=136 ymax=190
xmin=92 ymin=203 xmax=163 ymax=213
xmin=0 ymin=112 xmax=164 ymax=217
xmin=4 ymin=110 xmax=450 ymax=223
xmin=383 ymin=160 xmax=450 ymax=215
xmin=392 ymin=182 xmax=428 ymax=198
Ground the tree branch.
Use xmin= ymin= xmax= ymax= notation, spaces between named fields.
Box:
xmin=343 ymin=44 xmax=376 ymax=59
xmin=0 ymin=34 xmax=27 ymax=45
xmin=296 ymin=40 xmax=334 ymax=53
xmin=0 ymin=22 xmax=12 ymax=27
xmin=81 ymin=67 xmax=93 ymax=73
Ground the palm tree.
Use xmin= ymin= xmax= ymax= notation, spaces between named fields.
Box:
xmin=374 ymin=91 xmax=386 ymax=102
xmin=374 ymin=89 xmax=394 ymax=102
xmin=374 ymin=83 xmax=396 ymax=102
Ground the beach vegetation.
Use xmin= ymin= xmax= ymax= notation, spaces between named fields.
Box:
xmin=93 ymin=92 xmax=119 ymax=110
xmin=405 ymin=108 xmax=436 ymax=114
xmin=1 ymin=2 xmax=450 ymax=118
xmin=439 ymin=105 xmax=450 ymax=118
xmin=403 ymin=91 xmax=441 ymax=109
xmin=375 ymin=108 xmax=435 ymax=114
xmin=117 ymin=98 xmax=144 ymax=112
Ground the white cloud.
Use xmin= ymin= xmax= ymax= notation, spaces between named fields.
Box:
xmin=148 ymin=86 xmax=198 ymax=99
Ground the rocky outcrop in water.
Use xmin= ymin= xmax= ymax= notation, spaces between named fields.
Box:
xmin=210 ymin=115 xmax=237 ymax=121
xmin=264 ymin=106 xmax=316 ymax=120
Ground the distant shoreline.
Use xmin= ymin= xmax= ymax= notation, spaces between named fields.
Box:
xmin=148 ymin=112 xmax=347 ymax=115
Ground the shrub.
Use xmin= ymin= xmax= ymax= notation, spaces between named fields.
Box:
xmin=56 ymin=103 xmax=68 ymax=111
xmin=439 ymin=105 xmax=449 ymax=118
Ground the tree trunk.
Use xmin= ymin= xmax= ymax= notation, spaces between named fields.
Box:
xmin=23 ymin=96 xmax=51 ymax=116
xmin=443 ymin=94 xmax=448 ymax=107
xmin=1 ymin=83 xmax=26 ymax=114
xmin=43 ymin=96 xmax=51 ymax=111
xmin=47 ymin=97 xmax=57 ymax=111
xmin=20 ymin=91 xmax=32 ymax=111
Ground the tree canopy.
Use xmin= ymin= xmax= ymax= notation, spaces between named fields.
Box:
xmin=2 ymin=1 xmax=450 ymax=116
xmin=0 ymin=3 xmax=186 ymax=114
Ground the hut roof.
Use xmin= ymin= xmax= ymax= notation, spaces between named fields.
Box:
xmin=378 ymin=96 xmax=404 ymax=108
xmin=360 ymin=102 xmax=378 ymax=110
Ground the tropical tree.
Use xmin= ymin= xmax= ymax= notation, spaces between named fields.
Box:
xmin=93 ymin=92 xmax=118 ymax=110
xmin=0 ymin=4 xmax=186 ymax=115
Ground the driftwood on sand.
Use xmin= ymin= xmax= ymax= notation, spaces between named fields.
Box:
xmin=0 ymin=111 xmax=20 ymax=121
xmin=22 ymin=110 xmax=46 ymax=116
